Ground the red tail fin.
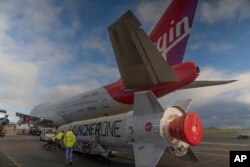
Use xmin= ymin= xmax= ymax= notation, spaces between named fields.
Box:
xmin=150 ymin=0 xmax=198 ymax=66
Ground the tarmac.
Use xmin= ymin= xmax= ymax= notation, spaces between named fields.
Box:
xmin=0 ymin=133 xmax=250 ymax=167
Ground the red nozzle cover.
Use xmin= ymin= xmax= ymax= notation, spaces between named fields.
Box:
xmin=169 ymin=112 xmax=202 ymax=146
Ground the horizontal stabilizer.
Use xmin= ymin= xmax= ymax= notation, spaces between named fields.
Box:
xmin=108 ymin=11 xmax=178 ymax=89
xmin=180 ymin=80 xmax=237 ymax=89
xmin=133 ymin=91 xmax=164 ymax=116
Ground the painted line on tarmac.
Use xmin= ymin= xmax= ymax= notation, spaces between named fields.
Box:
xmin=201 ymin=142 xmax=250 ymax=147
xmin=195 ymin=151 xmax=229 ymax=158
xmin=7 ymin=155 xmax=22 ymax=167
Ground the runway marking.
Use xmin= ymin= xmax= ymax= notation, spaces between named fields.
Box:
xmin=0 ymin=151 xmax=22 ymax=167
xmin=7 ymin=155 xmax=22 ymax=167
xmin=201 ymin=142 xmax=250 ymax=147
xmin=195 ymin=151 xmax=229 ymax=158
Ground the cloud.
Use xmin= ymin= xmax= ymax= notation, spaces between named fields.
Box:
xmin=0 ymin=1 xmax=76 ymax=109
xmin=135 ymin=0 xmax=171 ymax=31
xmin=191 ymin=100 xmax=250 ymax=129
xmin=0 ymin=0 xmax=118 ymax=111
xmin=81 ymin=35 xmax=109 ymax=54
xmin=73 ymin=63 xmax=120 ymax=82
xmin=207 ymin=43 xmax=235 ymax=52
xmin=190 ymin=41 xmax=235 ymax=52
xmin=42 ymin=82 xmax=99 ymax=102
xmin=0 ymin=14 xmax=9 ymax=32
xmin=0 ymin=52 xmax=40 ymax=108
xmin=159 ymin=67 xmax=250 ymax=128
xmin=199 ymin=0 xmax=250 ymax=24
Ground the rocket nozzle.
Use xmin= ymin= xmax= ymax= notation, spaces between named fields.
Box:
xmin=168 ymin=112 xmax=202 ymax=146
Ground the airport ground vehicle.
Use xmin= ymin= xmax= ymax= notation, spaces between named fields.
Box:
xmin=40 ymin=128 xmax=56 ymax=141
xmin=237 ymin=129 xmax=250 ymax=139
xmin=30 ymin=127 xmax=41 ymax=136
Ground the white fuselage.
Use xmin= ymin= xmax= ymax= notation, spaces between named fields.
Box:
xmin=30 ymin=88 xmax=131 ymax=126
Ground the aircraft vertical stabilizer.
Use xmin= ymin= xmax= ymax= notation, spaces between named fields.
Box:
xmin=150 ymin=0 xmax=198 ymax=65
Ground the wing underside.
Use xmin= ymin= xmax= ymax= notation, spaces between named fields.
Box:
xmin=180 ymin=80 xmax=237 ymax=89
xmin=0 ymin=109 xmax=53 ymax=126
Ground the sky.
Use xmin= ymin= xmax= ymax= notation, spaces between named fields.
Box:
xmin=0 ymin=0 xmax=250 ymax=128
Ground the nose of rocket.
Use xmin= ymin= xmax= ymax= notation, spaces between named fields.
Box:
xmin=168 ymin=112 xmax=202 ymax=146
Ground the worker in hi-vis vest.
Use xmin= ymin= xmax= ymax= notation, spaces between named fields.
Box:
xmin=55 ymin=130 xmax=64 ymax=147
xmin=63 ymin=127 xmax=76 ymax=165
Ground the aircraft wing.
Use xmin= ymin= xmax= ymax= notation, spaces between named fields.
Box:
xmin=0 ymin=109 xmax=53 ymax=126
xmin=108 ymin=11 xmax=179 ymax=89
xmin=179 ymin=80 xmax=237 ymax=89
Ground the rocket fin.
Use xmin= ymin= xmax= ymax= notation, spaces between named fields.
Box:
xmin=133 ymin=91 xmax=164 ymax=116
xmin=133 ymin=143 xmax=166 ymax=167
xmin=164 ymin=147 xmax=198 ymax=161
xmin=178 ymin=148 xmax=198 ymax=161
xmin=171 ymin=99 xmax=192 ymax=112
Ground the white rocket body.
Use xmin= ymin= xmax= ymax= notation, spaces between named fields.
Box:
xmin=58 ymin=91 xmax=202 ymax=167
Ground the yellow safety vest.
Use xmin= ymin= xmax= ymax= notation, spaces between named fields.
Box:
xmin=63 ymin=131 xmax=76 ymax=148
xmin=55 ymin=132 xmax=64 ymax=140
xmin=51 ymin=137 xmax=56 ymax=142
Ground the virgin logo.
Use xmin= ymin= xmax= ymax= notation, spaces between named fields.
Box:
xmin=154 ymin=16 xmax=191 ymax=59
xmin=145 ymin=122 xmax=153 ymax=132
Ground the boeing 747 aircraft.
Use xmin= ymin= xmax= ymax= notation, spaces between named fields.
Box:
xmin=0 ymin=0 xmax=235 ymax=126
